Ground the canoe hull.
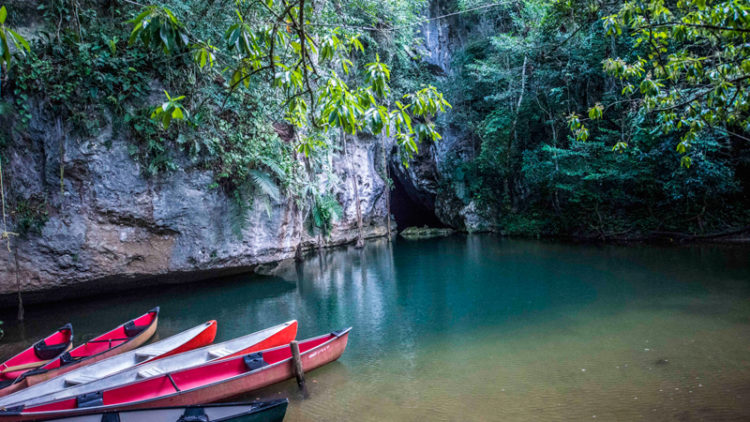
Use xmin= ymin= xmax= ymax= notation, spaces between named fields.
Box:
xmin=146 ymin=318 xmax=216 ymax=361
xmin=44 ymin=400 xmax=288 ymax=422
xmin=7 ymin=330 xmax=348 ymax=421
xmin=129 ymin=330 xmax=348 ymax=409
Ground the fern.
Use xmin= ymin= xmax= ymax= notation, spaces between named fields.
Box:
xmin=257 ymin=156 xmax=287 ymax=179
xmin=248 ymin=169 xmax=280 ymax=202
xmin=309 ymin=194 xmax=343 ymax=236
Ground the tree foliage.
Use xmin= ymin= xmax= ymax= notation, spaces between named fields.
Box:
xmin=0 ymin=5 xmax=29 ymax=69
xmin=571 ymin=0 xmax=750 ymax=169
xmin=437 ymin=0 xmax=749 ymax=237
xmin=125 ymin=0 xmax=451 ymax=163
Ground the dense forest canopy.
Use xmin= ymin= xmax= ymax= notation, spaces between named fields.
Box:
xmin=0 ymin=0 xmax=748 ymax=242
xmin=441 ymin=0 xmax=749 ymax=237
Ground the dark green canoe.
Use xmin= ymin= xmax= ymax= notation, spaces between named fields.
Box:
xmin=43 ymin=399 xmax=288 ymax=422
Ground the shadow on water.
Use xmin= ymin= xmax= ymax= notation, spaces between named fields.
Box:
xmin=0 ymin=273 xmax=297 ymax=350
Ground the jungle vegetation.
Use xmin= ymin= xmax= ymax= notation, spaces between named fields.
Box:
xmin=0 ymin=0 xmax=748 ymax=241
xmin=440 ymin=0 xmax=750 ymax=238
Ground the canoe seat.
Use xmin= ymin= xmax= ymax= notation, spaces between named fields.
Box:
xmin=124 ymin=320 xmax=148 ymax=338
xmin=77 ymin=391 xmax=103 ymax=409
xmin=136 ymin=366 xmax=164 ymax=379
xmin=243 ymin=352 xmax=267 ymax=371
xmin=207 ymin=347 xmax=233 ymax=359
xmin=64 ymin=374 xmax=99 ymax=386
xmin=34 ymin=340 xmax=69 ymax=360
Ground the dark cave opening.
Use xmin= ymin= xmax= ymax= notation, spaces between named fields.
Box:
xmin=389 ymin=171 xmax=446 ymax=232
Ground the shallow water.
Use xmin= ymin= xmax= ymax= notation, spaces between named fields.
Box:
xmin=2 ymin=236 xmax=750 ymax=421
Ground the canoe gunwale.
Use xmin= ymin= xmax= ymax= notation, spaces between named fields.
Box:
xmin=0 ymin=399 xmax=290 ymax=419
xmin=27 ymin=399 xmax=289 ymax=422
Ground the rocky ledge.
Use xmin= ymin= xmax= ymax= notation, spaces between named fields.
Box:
xmin=399 ymin=226 xmax=455 ymax=240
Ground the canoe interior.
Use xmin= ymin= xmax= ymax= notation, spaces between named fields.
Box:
xmin=0 ymin=325 xmax=73 ymax=382
xmin=0 ymin=321 xmax=217 ymax=409
xmin=10 ymin=321 xmax=297 ymax=410
xmin=41 ymin=309 xmax=158 ymax=372
xmin=26 ymin=331 xmax=341 ymax=412
xmin=147 ymin=320 xmax=217 ymax=361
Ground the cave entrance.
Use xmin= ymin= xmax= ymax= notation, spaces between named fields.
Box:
xmin=389 ymin=171 xmax=446 ymax=232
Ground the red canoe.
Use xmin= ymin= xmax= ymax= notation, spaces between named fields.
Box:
xmin=0 ymin=308 xmax=159 ymax=398
xmin=1 ymin=328 xmax=351 ymax=421
xmin=0 ymin=324 xmax=73 ymax=389
xmin=0 ymin=320 xmax=217 ymax=410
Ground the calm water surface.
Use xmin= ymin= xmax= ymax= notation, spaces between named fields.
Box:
xmin=2 ymin=236 xmax=750 ymax=421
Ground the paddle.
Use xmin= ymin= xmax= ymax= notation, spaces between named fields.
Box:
xmin=0 ymin=343 xmax=73 ymax=374
xmin=0 ymin=360 xmax=48 ymax=374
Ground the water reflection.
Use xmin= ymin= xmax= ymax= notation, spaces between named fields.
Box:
xmin=1 ymin=236 xmax=750 ymax=421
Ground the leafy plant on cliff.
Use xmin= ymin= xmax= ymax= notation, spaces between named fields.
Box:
xmin=310 ymin=194 xmax=343 ymax=237
xmin=119 ymin=0 xmax=451 ymax=244
xmin=0 ymin=4 xmax=29 ymax=251
xmin=0 ymin=5 xmax=30 ymax=88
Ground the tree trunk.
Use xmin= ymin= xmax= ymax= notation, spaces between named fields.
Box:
xmin=342 ymin=130 xmax=364 ymax=248
xmin=14 ymin=246 xmax=24 ymax=321
xmin=507 ymin=55 xmax=528 ymax=211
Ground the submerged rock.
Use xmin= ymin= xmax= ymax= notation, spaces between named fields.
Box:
xmin=399 ymin=226 xmax=455 ymax=240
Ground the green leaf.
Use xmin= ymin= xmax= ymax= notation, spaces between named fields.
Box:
xmin=7 ymin=28 xmax=29 ymax=53
xmin=172 ymin=107 xmax=184 ymax=119
xmin=159 ymin=25 xmax=170 ymax=52
xmin=249 ymin=169 xmax=280 ymax=202
xmin=162 ymin=112 xmax=171 ymax=128
xmin=0 ymin=6 xmax=6 ymax=24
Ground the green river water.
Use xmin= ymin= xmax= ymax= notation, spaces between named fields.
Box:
xmin=2 ymin=236 xmax=750 ymax=421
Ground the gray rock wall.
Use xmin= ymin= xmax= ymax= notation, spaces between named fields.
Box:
xmin=0 ymin=107 xmax=388 ymax=303
xmin=391 ymin=0 xmax=495 ymax=232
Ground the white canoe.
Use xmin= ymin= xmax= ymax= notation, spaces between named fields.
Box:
xmin=0 ymin=320 xmax=218 ymax=409
xmin=4 ymin=320 xmax=297 ymax=410
xmin=45 ymin=399 xmax=289 ymax=422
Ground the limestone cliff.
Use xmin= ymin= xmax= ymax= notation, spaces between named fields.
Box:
xmin=390 ymin=0 xmax=495 ymax=232
xmin=0 ymin=105 xmax=388 ymax=303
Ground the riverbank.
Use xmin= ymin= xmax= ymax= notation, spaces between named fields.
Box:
xmin=505 ymin=226 xmax=750 ymax=244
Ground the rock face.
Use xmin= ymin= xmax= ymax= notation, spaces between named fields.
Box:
xmin=0 ymin=106 xmax=388 ymax=304
xmin=421 ymin=0 xmax=468 ymax=76
xmin=390 ymin=0 xmax=496 ymax=232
